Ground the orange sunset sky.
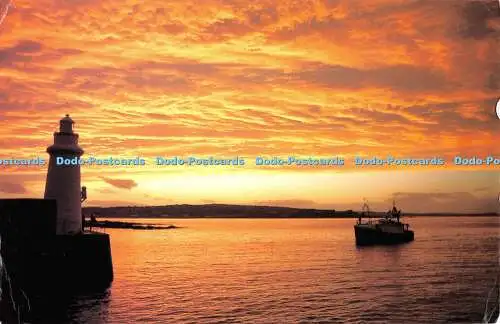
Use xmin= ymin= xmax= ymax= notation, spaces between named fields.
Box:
xmin=0 ymin=0 xmax=498 ymax=213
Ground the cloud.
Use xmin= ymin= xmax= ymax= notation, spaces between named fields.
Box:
xmin=161 ymin=23 xmax=187 ymax=34
xmin=246 ymin=6 xmax=279 ymax=26
xmin=474 ymin=186 xmax=495 ymax=193
xmin=0 ymin=40 xmax=42 ymax=67
xmin=0 ymin=40 xmax=82 ymax=69
xmin=100 ymin=177 xmax=138 ymax=190
xmin=200 ymin=18 xmax=255 ymax=42
xmin=404 ymin=98 xmax=499 ymax=135
xmin=270 ymin=15 xmax=344 ymax=41
xmin=292 ymin=63 xmax=452 ymax=93
xmin=84 ymin=200 xmax=146 ymax=208
xmin=0 ymin=181 xmax=28 ymax=194
xmin=0 ymin=0 xmax=498 ymax=208
xmin=390 ymin=191 xmax=497 ymax=213
xmin=457 ymin=0 xmax=499 ymax=39
xmin=254 ymin=199 xmax=320 ymax=208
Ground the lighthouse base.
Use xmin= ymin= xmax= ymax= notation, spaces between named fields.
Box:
xmin=1 ymin=232 xmax=114 ymax=322
xmin=0 ymin=199 xmax=113 ymax=323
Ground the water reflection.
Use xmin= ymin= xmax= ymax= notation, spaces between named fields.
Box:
xmin=27 ymin=217 xmax=499 ymax=323
xmin=27 ymin=289 xmax=111 ymax=324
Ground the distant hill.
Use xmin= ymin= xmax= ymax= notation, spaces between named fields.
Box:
xmin=82 ymin=204 xmax=498 ymax=218
xmin=83 ymin=204 xmax=347 ymax=218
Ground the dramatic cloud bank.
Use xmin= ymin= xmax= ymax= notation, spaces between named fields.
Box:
xmin=0 ymin=0 xmax=498 ymax=211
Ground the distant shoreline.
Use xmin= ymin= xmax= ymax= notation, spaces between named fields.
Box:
xmin=83 ymin=204 xmax=498 ymax=218
xmin=85 ymin=220 xmax=178 ymax=229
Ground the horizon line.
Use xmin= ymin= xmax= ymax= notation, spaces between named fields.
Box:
xmin=81 ymin=203 xmax=499 ymax=215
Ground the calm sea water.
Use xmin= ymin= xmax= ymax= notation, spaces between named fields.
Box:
xmin=55 ymin=217 xmax=498 ymax=323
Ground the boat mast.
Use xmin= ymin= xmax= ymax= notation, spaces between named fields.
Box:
xmin=391 ymin=199 xmax=402 ymax=223
xmin=362 ymin=198 xmax=371 ymax=224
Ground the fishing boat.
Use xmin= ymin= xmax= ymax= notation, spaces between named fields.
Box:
xmin=354 ymin=200 xmax=414 ymax=246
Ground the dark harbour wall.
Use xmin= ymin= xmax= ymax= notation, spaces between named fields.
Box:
xmin=0 ymin=199 xmax=113 ymax=323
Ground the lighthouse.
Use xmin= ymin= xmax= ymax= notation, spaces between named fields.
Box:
xmin=0 ymin=115 xmax=113 ymax=319
xmin=44 ymin=114 xmax=84 ymax=235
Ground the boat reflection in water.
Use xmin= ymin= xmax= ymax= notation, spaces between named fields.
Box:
xmin=354 ymin=200 xmax=414 ymax=246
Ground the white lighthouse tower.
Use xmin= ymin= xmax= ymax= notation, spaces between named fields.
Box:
xmin=44 ymin=114 xmax=84 ymax=235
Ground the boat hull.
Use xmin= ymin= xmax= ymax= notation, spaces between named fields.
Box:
xmin=354 ymin=225 xmax=414 ymax=246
